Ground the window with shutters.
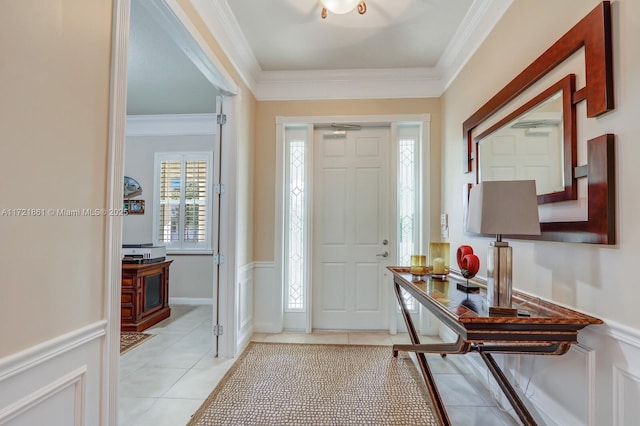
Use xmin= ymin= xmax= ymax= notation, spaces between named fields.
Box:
xmin=153 ymin=152 xmax=213 ymax=253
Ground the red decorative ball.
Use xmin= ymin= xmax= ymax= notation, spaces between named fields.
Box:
xmin=462 ymin=254 xmax=480 ymax=276
xmin=456 ymin=245 xmax=474 ymax=269
xmin=457 ymin=245 xmax=479 ymax=279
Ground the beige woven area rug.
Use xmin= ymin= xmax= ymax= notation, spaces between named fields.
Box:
xmin=187 ymin=342 xmax=437 ymax=425
xmin=120 ymin=332 xmax=154 ymax=355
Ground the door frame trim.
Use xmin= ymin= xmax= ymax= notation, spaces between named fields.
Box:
xmin=104 ymin=1 xmax=130 ymax=424
xmin=106 ymin=1 xmax=240 ymax=423
xmin=275 ymin=114 xmax=431 ymax=334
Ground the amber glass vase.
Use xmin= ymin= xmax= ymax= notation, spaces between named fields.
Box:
xmin=410 ymin=254 xmax=427 ymax=280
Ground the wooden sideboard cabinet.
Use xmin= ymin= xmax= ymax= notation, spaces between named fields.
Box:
xmin=121 ymin=260 xmax=173 ymax=332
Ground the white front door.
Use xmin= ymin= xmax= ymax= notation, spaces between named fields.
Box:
xmin=312 ymin=127 xmax=391 ymax=330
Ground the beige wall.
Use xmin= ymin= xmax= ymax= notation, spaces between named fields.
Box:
xmin=233 ymin=91 xmax=256 ymax=268
xmin=254 ymin=98 xmax=442 ymax=261
xmin=442 ymin=0 xmax=640 ymax=328
xmin=166 ymin=255 xmax=213 ymax=299
xmin=0 ymin=0 xmax=113 ymax=356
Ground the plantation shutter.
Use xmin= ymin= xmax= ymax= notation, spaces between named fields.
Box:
xmin=158 ymin=160 xmax=182 ymax=246
xmin=184 ymin=159 xmax=208 ymax=244
xmin=155 ymin=153 xmax=212 ymax=251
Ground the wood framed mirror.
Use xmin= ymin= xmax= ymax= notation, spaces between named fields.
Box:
xmin=462 ymin=1 xmax=615 ymax=244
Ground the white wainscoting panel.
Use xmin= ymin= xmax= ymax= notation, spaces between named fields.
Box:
xmin=456 ymin=318 xmax=640 ymax=426
xmin=515 ymin=343 xmax=595 ymax=426
xmin=0 ymin=321 xmax=106 ymax=426
xmin=613 ymin=366 xmax=640 ymax=426
xmin=252 ymin=262 xmax=281 ymax=333
xmin=236 ymin=263 xmax=254 ymax=352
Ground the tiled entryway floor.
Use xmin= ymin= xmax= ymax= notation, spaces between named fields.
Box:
xmin=119 ymin=305 xmax=519 ymax=425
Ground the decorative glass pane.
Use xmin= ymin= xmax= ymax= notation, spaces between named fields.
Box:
xmin=398 ymin=136 xmax=417 ymax=311
xmin=398 ymin=139 xmax=415 ymax=267
xmin=287 ymin=140 xmax=305 ymax=310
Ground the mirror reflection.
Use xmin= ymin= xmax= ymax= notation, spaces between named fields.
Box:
xmin=478 ymin=91 xmax=564 ymax=196
xmin=474 ymin=74 xmax=576 ymax=204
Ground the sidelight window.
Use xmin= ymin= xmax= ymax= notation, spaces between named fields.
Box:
xmin=284 ymin=127 xmax=310 ymax=311
xmin=397 ymin=124 xmax=422 ymax=311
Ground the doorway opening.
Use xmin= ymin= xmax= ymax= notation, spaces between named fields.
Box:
xmin=107 ymin=0 xmax=239 ymax=422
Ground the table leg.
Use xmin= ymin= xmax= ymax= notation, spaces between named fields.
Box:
xmin=478 ymin=352 xmax=538 ymax=426
xmin=394 ymin=281 xmax=452 ymax=426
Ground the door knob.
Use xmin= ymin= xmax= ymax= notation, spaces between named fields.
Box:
xmin=376 ymin=251 xmax=389 ymax=258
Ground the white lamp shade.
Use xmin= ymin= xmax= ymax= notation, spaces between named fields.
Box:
xmin=319 ymin=0 xmax=361 ymax=14
xmin=466 ymin=180 xmax=541 ymax=236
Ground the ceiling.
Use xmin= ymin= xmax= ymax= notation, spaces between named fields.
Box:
xmin=126 ymin=0 xmax=220 ymax=115
xmin=126 ymin=0 xmax=511 ymax=113
xmin=225 ymin=0 xmax=473 ymax=71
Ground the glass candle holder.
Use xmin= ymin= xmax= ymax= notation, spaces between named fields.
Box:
xmin=410 ymin=254 xmax=427 ymax=279
xmin=429 ymin=242 xmax=450 ymax=279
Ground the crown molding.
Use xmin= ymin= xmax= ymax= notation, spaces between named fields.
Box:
xmin=437 ymin=0 xmax=513 ymax=92
xmin=190 ymin=0 xmax=261 ymax=94
xmin=275 ymin=114 xmax=431 ymax=125
xmin=160 ymin=0 xmax=238 ymax=95
xmin=256 ymin=68 xmax=442 ymax=101
xmin=126 ymin=114 xmax=217 ymax=136
xmin=192 ymin=0 xmax=512 ymax=101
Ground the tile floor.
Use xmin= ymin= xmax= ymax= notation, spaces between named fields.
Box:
xmin=119 ymin=305 xmax=519 ymax=425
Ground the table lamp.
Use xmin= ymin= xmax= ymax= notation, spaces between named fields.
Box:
xmin=466 ymin=180 xmax=540 ymax=315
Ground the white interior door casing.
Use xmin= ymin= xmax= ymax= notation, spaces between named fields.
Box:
xmin=312 ymin=127 xmax=391 ymax=330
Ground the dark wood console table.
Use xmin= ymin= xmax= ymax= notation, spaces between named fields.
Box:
xmin=388 ymin=266 xmax=602 ymax=426
xmin=121 ymin=260 xmax=172 ymax=332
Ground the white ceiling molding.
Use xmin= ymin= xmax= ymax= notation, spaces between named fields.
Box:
xmin=190 ymin=0 xmax=261 ymax=95
xmin=192 ymin=0 xmax=512 ymax=101
xmin=126 ymin=114 xmax=217 ymax=136
xmin=160 ymin=0 xmax=239 ymax=95
xmin=257 ymin=68 xmax=442 ymax=101
xmin=275 ymin=114 xmax=431 ymax=126
xmin=436 ymin=0 xmax=513 ymax=92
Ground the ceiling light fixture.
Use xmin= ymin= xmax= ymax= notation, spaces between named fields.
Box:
xmin=319 ymin=0 xmax=367 ymax=19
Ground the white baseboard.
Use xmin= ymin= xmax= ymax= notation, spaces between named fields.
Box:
xmin=237 ymin=324 xmax=254 ymax=353
xmin=0 ymin=321 xmax=106 ymax=425
xmin=169 ymin=297 xmax=213 ymax=305
xmin=253 ymin=322 xmax=283 ymax=334
xmin=252 ymin=261 xmax=276 ymax=269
